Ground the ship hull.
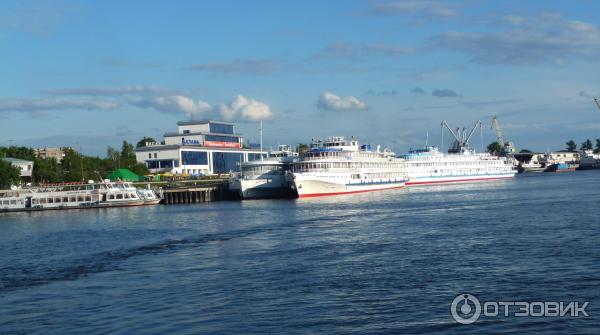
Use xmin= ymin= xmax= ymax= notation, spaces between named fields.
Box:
xmin=0 ymin=200 xmax=145 ymax=213
xmin=239 ymin=177 xmax=294 ymax=199
xmin=406 ymin=173 xmax=516 ymax=185
xmin=293 ymin=176 xmax=406 ymax=198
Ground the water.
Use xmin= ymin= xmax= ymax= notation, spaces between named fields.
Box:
xmin=1 ymin=171 xmax=599 ymax=334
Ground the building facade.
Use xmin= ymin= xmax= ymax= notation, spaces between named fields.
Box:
xmin=33 ymin=147 xmax=71 ymax=161
xmin=135 ymin=120 xmax=264 ymax=175
xmin=3 ymin=157 xmax=34 ymax=179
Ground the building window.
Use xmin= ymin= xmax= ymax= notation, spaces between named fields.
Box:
xmin=154 ymin=153 xmax=157 ymax=158
xmin=149 ymin=153 xmax=152 ymax=159
xmin=212 ymin=152 xmax=242 ymax=174
xmin=209 ymin=123 xmax=234 ymax=134
xmin=183 ymin=130 xmax=190 ymax=134
xmin=182 ymin=151 xmax=208 ymax=165
xmin=205 ymin=135 xmax=239 ymax=143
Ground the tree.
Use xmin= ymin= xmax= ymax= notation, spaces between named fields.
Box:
xmin=60 ymin=148 xmax=85 ymax=182
xmin=136 ymin=137 xmax=157 ymax=148
xmin=566 ymin=140 xmax=577 ymax=152
xmin=487 ymin=142 xmax=502 ymax=155
xmin=117 ymin=141 xmax=148 ymax=176
xmin=0 ymin=159 xmax=22 ymax=189
xmin=33 ymin=157 xmax=62 ymax=183
xmin=120 ymin=141 xmax=137 ymax=168
xmin=595 ymin=139 xmax=600 ymax=154
xmin=580 ymin=139 xmax=593 ymax=151
xmin=519 ymin=149 xmax=532 ymax=153
xmin=106 ymin=146 xmax=121 ymax=170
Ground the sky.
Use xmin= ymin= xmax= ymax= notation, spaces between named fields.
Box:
xmin=1 ymin=0 xmax=600 ymax=156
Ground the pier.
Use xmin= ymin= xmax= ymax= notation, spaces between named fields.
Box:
xmin=159 ymin=182 xmax=233 ymax=205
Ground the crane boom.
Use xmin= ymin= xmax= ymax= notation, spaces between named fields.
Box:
xmin=464 ymin=120 xmax=482 ymax=144
xmin=594 ymin=98 xmax=600 ymax=110
xmin=491 ymin=116 xmax=505 ymax=147
xmin=441 ymin=121 xmax=460 ymax=142
xmin=442 ymin=120 xmax=481 ymax=153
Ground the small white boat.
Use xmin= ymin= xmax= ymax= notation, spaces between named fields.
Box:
xmin=137 ymin=187 xmax=162 ymax=205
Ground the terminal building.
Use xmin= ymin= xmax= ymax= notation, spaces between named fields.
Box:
xmin=135 ymin=120 xmax=264 ymax=176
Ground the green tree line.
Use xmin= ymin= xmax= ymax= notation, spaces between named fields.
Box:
xmin=565 ymin=138 xmax=600 ymax=152
xmin=0 ymin=141 xmax=148 ymax=186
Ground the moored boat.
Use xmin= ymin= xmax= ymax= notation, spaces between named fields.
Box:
xmin=545 ymin=162 xmax=577 ymax=173
xmin=0 ymin=181 xmax=144 ymax=213
xmin=229 ymin=145 xmax=297 ymax=199
xmin=401 ymin=146 xmax=517 ymax=185
xmin=291 ymin=137 xmax=407 ymax=198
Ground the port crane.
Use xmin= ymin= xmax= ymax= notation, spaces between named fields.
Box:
xmin=441 ymin=120 xmax=482 ymax=153
xmin=491 ymin=116 xmax=516 ymax=155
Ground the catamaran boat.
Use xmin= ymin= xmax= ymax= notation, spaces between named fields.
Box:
xmin=0 ymin=181 xmax=144 ymax=213
xmin=400 ymin=120 xmax=516 ymax=185
xmin=229 ymin=145 xmax=298 ymax=199
xmin=290 ymin=137 xmax=408 ymax=197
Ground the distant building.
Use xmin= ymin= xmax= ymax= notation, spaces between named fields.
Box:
xmin=2 ymin=157 xmax=34 ymax=179
xmin=34 ymin=147 xmax=71 ymax=161
xmin=135 ymin=120 xmax=264 ymax=175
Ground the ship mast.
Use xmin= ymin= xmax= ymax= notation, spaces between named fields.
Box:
xmin=260 ymin=120 xmax=263 ymax=161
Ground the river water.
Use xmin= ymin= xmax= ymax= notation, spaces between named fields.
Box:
xmin=1 ymin=172 xmax=599 ymax=334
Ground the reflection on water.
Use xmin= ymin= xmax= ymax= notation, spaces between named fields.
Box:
xmin=1 ymin=171 xmax=599 ymax=334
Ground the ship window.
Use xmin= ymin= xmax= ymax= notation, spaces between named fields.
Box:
xmin=62 ymin=197 xmax=69 ymax=202
xmin=78 ymin=196 xmax=85 ymax=202
xmin=55 ymin=198 xmax=61 ymax=203
xmin=10 ymin=200 xmax=17 ymax=205
xmin=40 ymin=198 xmax=46 ymax=204
xmin=70 ymin=196 xmax=76 ymax=202
xmin=117 ymin=194 xmax=123 ymax=200
xmin=48 ymin=198 xmax=54 ymax=204
xmin=85 ymin=196 xmax=91 ymax=202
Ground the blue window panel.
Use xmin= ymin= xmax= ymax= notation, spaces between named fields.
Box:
xmin=205 ymin=135 xmax=239 ymax=143
xmin=247 ymin=153 xmax=266 ymax=161
xmin=209 ymin=123 xmax=234 ymax=134
xmin=212 ymin=152 xmax=242 ymax=173
xmin=181 ymin=151 xmax=208 ymax=165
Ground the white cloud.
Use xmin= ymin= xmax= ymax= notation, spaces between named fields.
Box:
xmin=435 ymin=14 xmax=600 ymax=65
xmin=317 ymin=92 xmax=366 ymax=111
xmin=367 ymin=0 xmax=459 ymax=19
xmin=216 ymin=95 xmax=272 ymax=122
xmin=187 ymin=59 xmax=280 ymax=75
xmin=131 ymin=95 xmax=211 ymax=118
xmin=0 ymin=98 xmax=120 ymax=113
xmin=44 ymin=86 xmax=172 ymax=96
xmin=316 ymin=43 xmax=415 ymax=59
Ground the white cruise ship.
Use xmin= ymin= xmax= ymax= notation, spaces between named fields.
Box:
xmin=400 ymin=146 xmax=516 ymax=185
xmin=229 ymin=145 xmax=298 ymax=199
xmin=0 ymin=181 xmax=144 ymax=213
xmin=290 ymin=137 xmax=407 ymax=198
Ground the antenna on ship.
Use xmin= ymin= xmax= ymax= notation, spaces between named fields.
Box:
xmin=260 ymin=120 xmax=263 ymax=161
xmin=425 ymin=131 xmax=429 ymax=147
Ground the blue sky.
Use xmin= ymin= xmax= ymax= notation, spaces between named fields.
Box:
xmin=1 ymin=0 xmax=600 ymax=155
